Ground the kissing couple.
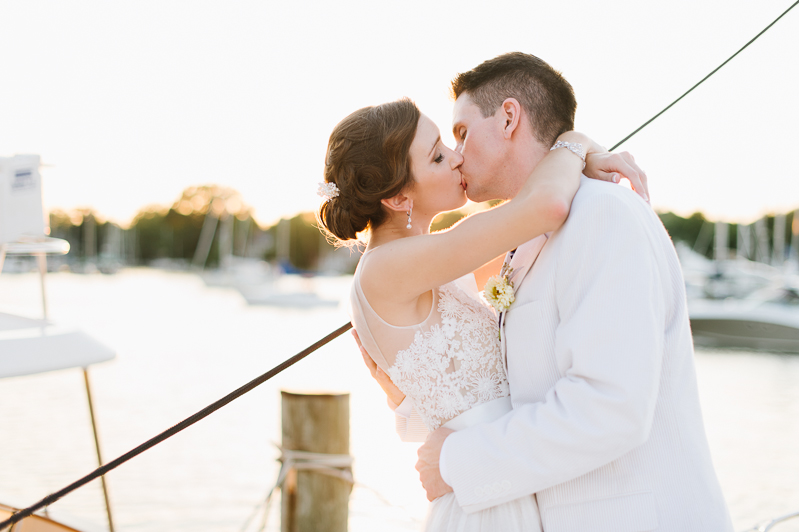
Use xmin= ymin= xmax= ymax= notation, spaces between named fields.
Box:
xmin=316 ymin=52 xmax=734 ymax=532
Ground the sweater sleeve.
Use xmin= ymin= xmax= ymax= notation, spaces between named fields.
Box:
xmin=394 ymin=400 xmax=430 ymax=442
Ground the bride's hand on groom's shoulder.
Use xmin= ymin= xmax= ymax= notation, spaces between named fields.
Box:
xmin=353 ymin=329 xmax=406 ymax=407
xmin=584 ymin=146 xmax=650 ymax=204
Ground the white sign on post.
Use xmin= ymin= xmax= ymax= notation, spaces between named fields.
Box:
xmin=0 ymin=154 xmax=47 ymax=244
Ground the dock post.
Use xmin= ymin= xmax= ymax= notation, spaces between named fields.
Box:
xmin=280 ymin=391 xmax=350 ymax=532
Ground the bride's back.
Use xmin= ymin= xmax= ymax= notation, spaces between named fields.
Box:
xmin=318 ymin=98 xmax=513 ymax=431
xmin=350 ymin=251 xmax=510 ymax=431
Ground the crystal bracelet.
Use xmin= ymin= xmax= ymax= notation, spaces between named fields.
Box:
xmin=550 ymin=141 xmax=585 ymax=169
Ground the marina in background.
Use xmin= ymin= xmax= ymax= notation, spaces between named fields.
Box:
xmin=0 ymin=269 xmax=798 ymax=531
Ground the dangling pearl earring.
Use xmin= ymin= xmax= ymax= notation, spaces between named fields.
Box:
xmin=406 ymin=206 xmax=412 ymax=229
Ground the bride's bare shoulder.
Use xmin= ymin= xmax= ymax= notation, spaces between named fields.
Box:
xmin=358 ymin=243 xmax=397 ymax=289
xmin=358 ymin=239 xmax=421 ymax=304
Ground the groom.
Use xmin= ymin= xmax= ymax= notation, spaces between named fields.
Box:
xmin=361 ymin=52 xmax=733 ymax=531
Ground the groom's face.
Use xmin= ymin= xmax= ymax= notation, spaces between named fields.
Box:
xmin=451 ymin=93 xmax=512 ymax=203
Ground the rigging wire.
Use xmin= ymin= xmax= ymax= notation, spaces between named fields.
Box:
xmin=2 ymin=2 xmax=798 ymax=529
xmin=609 ymin=0 xmax=799 ymax=152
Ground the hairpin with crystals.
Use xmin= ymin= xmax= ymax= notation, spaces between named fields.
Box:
xmin=317 ymin=181 xmax=340 ymax=203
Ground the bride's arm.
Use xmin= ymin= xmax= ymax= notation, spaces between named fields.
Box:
xmin=361 ymin=131 xmax=592 ymax=303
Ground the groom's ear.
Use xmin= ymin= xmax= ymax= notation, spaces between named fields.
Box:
xmin=380 ymin=193 xmax=411 ymax=213
xmin=500 ymin=98 xmax=522 ymax=140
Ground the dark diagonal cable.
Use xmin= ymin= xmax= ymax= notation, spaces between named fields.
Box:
xmin=609 ymin=0 xmax=799 ymax=151
xmin=0 ymin=322 xmax=353 ymax=530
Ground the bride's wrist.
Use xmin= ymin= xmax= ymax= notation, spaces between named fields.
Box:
xmin=556 ymin=132 xmax=605 ymax=158
xmin=550 ymin=132 xmax=589 ymax=170
xmin=555 ymin=131 xmax=588 ymax=147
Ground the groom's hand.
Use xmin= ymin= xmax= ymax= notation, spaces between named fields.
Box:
xmin=416 ymin=427 xmax=455 ymax=501
xmin=352 ymin=329 xmax=406 ymax=407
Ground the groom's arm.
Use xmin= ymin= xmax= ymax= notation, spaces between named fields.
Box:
xmin=437 ymin=190 xmax=666 ymax=512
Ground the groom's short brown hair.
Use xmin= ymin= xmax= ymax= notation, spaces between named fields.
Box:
xmin=451 ymin=52 xmax=576 ymax=145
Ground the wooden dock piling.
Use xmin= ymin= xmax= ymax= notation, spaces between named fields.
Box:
xmin=281 ymin=391 xmax=350 ymax=532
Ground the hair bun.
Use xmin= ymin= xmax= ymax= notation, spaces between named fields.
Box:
xmin=317 ymin=99 xmax=420 ymax=244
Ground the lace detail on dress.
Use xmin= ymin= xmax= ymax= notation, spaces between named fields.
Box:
xmin=386 ymin=283 xmax=510 ymax=431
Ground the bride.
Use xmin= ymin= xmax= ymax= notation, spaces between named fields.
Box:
xmin=316 ymin=98 xmax=645 ymax=531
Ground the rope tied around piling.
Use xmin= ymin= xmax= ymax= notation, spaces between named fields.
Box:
xmin=276 ymin=446 xmax=355 ymax=486
xmin=239 ymin=444 xmax=354 ymax=532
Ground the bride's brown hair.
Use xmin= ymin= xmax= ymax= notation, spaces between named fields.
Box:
xmin=318 ymin=98 xmax=420 ymax=242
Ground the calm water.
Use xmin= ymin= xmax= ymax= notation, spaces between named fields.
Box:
xmin=1 ymin=270 xmax=798 ymax=531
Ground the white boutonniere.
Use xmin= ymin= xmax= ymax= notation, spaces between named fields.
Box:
xmin=484 ymin=262 xmax=515 ymax=339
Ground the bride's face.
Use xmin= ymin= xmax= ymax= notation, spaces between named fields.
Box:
xmin=407 ymin=114 xmax=467 ymax=219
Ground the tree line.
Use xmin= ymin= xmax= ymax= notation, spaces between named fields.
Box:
xmin=44 ymin=185 xmax=798 ymax=273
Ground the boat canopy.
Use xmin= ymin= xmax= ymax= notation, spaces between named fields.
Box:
xmin=0 ymin=312 xmax=115 ymax=379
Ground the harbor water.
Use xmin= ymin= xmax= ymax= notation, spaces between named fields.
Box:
xmin=1 ymin=269 xmax=798 ymax=531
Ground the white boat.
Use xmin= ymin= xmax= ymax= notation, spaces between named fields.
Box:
xmin=237 ymin=273 xmax=340 ymax=308
xmin=199 ymin=256 xmax=278 ymax=289
xmin=0 ymin=312 xmax=115 ymax=376
xmin=689 ymin=284 xmax=799 ymax=352
xmin=679 ymin=224 xmax=799 ymax=352
xmin=676 ymin=242 xmax=780 ymax=301
xmin=0 ymin=238 xmax=115 ymax=531
xmin=701 ymin=259 xmax=779 ymax=300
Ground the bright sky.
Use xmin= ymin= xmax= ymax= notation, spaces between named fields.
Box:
xmin=2 ymin=0 xmax=798 ymax=227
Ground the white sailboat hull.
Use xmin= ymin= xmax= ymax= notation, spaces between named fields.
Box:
xmin=689 ymin=301 xmax=799 ymax=352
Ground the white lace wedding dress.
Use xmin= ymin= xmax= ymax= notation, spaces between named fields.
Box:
xmin=350 ymin=250 xmax=542 ymax=532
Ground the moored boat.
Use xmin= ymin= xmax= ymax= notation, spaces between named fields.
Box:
xmin=689 ymin=285 xmax=799 ymax=352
